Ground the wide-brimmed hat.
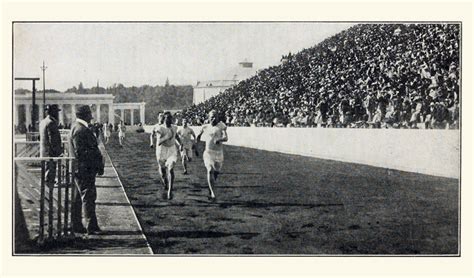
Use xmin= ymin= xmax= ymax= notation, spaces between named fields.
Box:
xmin=76 ymin=105 xmax=92 ymax=118
xmin=45 ymin=104 xmax=61 ymax=112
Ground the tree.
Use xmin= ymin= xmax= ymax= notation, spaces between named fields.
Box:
xmin=65 ymin=86 xmax=77 ymax=94
xmin=62 ymin=83 xmax=193 ymax=124
xmin=78 ymin=82 xmax=85 ymax=94
xmin=14 ymin=88 xmax=30 ymax=94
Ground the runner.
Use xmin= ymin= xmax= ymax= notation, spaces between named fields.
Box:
xmin=150 ymin=112 xmax=182 ymax=200
xmin=177 ymin=118 xmax=196 ymax=175
xmin=150 ymin=113 xmax=165 ymax=186
xmin=118 ymin=120 xmax=126 ymax=147
xmin=103 ymin=122 xmax=110 ymax=144
xmin=196 ymin=110 xmax=228 ymax=201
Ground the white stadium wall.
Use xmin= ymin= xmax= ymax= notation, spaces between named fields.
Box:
xmin=144 ymin=126 xmax=460 ymax=179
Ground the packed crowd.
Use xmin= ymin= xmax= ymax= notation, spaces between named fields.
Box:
xmin=182 ymin=24 xmax=460 ymax=129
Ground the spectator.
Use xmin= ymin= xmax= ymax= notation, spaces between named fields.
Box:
xmin=69 ymin=105 xmax=104 ymax=235
xmin=39 ymin=104 xmax=63 ymax=190
xmin=182 ymin=24 xmax=459 ymax=130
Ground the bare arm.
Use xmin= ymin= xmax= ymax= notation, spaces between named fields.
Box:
xmin=150 ymin=128 xmax=155 ymax=147
xmin=174 ymin=133 xmax=182 ymax=149
xmin=196 ymin=127 xmax=204 ymax=143
xmin=190 ymin=129 xmax=197 ymax=143
xmin=216 ymin=129 xmax=228 ymax=144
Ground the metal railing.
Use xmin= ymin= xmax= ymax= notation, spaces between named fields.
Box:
xmin=59 ymin=129 xmax=70 ymax=142
xmin=26 ymin=132 xmax=40 ymax=142
xmin=24 ymin=129 xmax=70 ymax=143
xmin=14 ymin=141 xmax=76 ymax=247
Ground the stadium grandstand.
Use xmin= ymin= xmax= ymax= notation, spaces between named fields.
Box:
xmin=181 ymin=24 xmax=460 ymax=129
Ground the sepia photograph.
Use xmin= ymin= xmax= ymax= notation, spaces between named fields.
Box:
xmin=12 ymin=21 xmax=460 ymax=257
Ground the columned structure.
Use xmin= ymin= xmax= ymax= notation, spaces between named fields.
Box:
xmin=113 ymin=102 xmax=146 ymax=125
xmin=15 ymin=93 xmax=146 ymax=128
xmin=14 ymin=92 xmax=115 ymax=126
xmin=140 ymin=104 xmax=145 ymax=125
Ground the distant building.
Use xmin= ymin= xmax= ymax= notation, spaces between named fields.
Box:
xmin=193 ymin=61 xmax=255 ymax=104
xmin=14 ymin=91 xmax=145 ymax=128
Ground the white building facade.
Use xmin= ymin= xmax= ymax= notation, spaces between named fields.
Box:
xmin=14 ymin=92 xmax=146 ymax=128
xmin=193 ymin=61 xmax=255 ymax=105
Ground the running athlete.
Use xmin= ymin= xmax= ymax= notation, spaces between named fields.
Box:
xmin=177 ymin=118 xmax=196 ymax=175
xmin=103 ymin=122 xmax=110 ymax=144
xmin=150 ymin=112 xmax=182 ymax=200
xmin=196 ymin=110 xmax=228 ymax=200
xmin=150 ymin=112 xmax=165 ymax=186
xmin=118 ymin=121 xmax=125 ymax=147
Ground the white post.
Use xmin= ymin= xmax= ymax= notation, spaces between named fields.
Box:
xmin=130 ymin=109 xmax=134 ymax=126
xmin=71 ymin=104 xmax=76 ymax=121
xmin=140 ymin=103 xmax=145 ymax=124
xmin=96 ymin=104 xmax=101 ymax=123
xmin=59 ymin=104 xmax=64 ymax=125
xmin=120 ymin=109 xmax=124 ymax=123
xmin=39 ymin=104 xmax=44 ymax=120
xmin=108 ymin=104 xmax=114 ymax=124
xmin=25 ymin=104 xmax=31 ymax=127
xmin=14 ymin=105 xmax=19 ymax=126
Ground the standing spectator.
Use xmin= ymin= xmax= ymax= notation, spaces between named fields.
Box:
xmin=364 ymin=92 xmax=376 ymax=124
xmin=339 ymin=97 xmax=350 ymax=127
xmin=315 ymin=98 xmax=328 ymax=127
xmin=409 ymin=97 xmax=423 ymax=128
xmin=400 ymin=99 xmax=412 ymax=128
xmin=39 ymin=104 xmax=63 ymax=189
xmin=431 ymin=102 xmax=449 ymax=129
xmin=69 ymin=105 xmax=104 ymax=235
xmin=448 ymin=100 xmax=459 ymax=129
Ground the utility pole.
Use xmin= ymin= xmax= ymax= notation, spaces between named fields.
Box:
xmin=40 ymin=61 xmax=47 ymax=113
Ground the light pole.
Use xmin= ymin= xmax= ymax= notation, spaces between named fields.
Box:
xmin=40 ymin=61 xmax=47 ymax=115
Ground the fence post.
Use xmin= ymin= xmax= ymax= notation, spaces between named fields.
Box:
xmin=48 ymin=160 xmax=54 ymax=239
xmin=57 ymin=160 xmax=62 ymax=237
xmin=64 ymin=159 xmax=70 ymax=235
xmin=39 ymin=160 xmax=46 ymax=243
xmin=70 ymin=160 xmax=76 ymax=234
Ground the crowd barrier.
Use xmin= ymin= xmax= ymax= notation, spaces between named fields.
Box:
xmin=145 ymin=126 xmax=459 ymax=178
xmin=14 ymin=140 xmax=76 ymax=247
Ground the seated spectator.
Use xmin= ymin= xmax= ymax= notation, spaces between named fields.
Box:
xmin=182 ymin=24 xmax=459 ymax=130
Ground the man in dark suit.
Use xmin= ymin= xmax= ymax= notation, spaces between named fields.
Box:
xmin=69 ymin=105 xmax=104 ymax=235
xmin=39 ymin=104 xmax=63 ymax=188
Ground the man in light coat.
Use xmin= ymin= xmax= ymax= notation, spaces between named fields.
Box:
xmin=39 ymin=104 xmax=63 ymax=188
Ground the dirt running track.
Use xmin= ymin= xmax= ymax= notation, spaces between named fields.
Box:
xmin=106 ymin=132 xmax=458 ymax=255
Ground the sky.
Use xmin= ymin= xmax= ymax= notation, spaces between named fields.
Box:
xmin=14 ymin=23 xmax=353 ymax=91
